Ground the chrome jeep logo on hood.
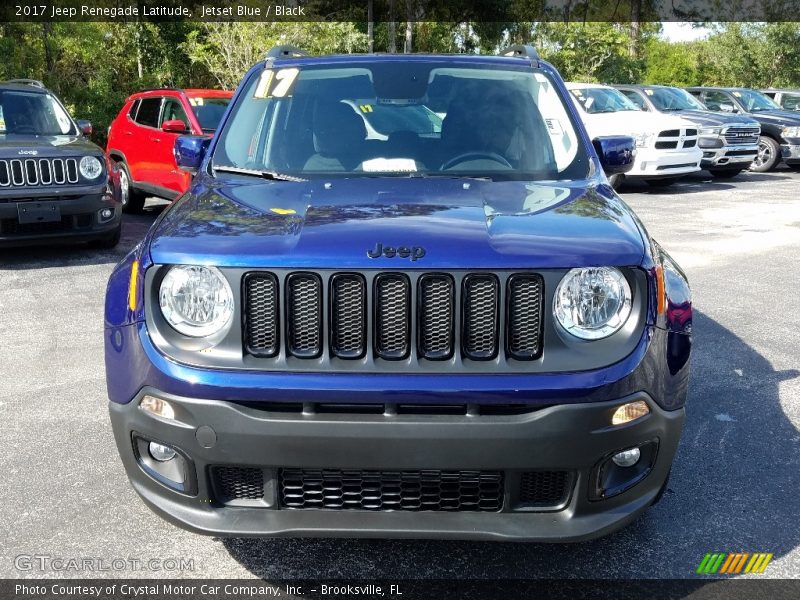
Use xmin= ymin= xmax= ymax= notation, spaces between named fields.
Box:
xmin=18 ymin=150 xmax=38 ymax=156
xmin=367 ymin=242 xmax=426 ymax=261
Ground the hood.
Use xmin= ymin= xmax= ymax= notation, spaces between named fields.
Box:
xmin=579 ymin=109 xmax=692 ymax=137
xmin=659 ymin=109 xmax=758 ymax=128
xmin=744 ymin=109 xmax=800 ymax=126
xmin=0 ymin=135 xmax=102 ymax=159
xmin=148 ymin=176 xmax=646 ymax=270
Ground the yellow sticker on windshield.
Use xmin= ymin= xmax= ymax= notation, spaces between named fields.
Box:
xmin=645 ymin=89 xmax=654 ymax=96
xmin=270 ymin=208 xmax=296 ymax=215
xmin=732 ymin=91 xmax=742 ymax=97
xmin=359 ymin=104 xmax=373 ymax=113
xmin=253 ymin=68 xmax=300 ymax=99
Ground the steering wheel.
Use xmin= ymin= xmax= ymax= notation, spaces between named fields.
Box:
xmin=441 ymin=152 xmax=513 ymax=171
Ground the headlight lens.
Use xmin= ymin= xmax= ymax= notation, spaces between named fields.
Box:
xmin=554 ymin=267 xmax=632 ymax=340
xmin=699 ymin=126 xmax=722 ymax=136
xmin=782 ymin=126 xmax=800 ymax=138
xmin=79 ymin=155 xmax=103 ymax=180
xmin=159 ymin=266 xmax=233 ymax=338
xmin=632 ymin=132 xmax=654 ymax=148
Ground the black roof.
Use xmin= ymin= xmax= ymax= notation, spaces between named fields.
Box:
xmin=0 ymin=81 xmax=49 ymax=94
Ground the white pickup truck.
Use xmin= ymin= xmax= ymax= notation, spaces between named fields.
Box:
xmin=567 ymin=82 xmax=702 ymax=187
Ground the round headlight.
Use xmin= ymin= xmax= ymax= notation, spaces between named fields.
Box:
xmin=79 ymin=155 xmax=103 ymax=180
xmin=159 ymin=266 xmax=234 ymax=338
xmin=554 ymin=267 xmax=632 ymax=340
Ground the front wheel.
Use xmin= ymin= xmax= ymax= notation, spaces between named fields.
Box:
xmin=750 ymin=136 xmax=781 ymax=172
xmin=90 ymin=224 xmax=122 ymax=249
xmin=607 ymin=173 xmax=625 ymax=190
xmin=116 ymin=162 xmax=146 ymax=214
xmin=708 ymin=168 xmax=742 ymax=179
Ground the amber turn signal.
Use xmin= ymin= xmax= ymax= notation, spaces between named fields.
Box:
xmin=611 ymin=400 xmax=650 ymax=426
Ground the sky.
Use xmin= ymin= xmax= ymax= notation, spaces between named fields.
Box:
xmin=660 ymin=22 xmax=712 ymax=42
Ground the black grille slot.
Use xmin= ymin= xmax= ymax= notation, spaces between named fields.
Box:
xmin=38 ymin=159 xmax=52 ymax=185
xmin=418 ymin=274 xmax=454 ymax=360
xmin=286 ymin=273 xmax=323 ymax=358
xmin=374 ymin=274 xmax=411 ymax=360
xmin=244 ymin=274 xmax=279 ymax=357
xmin=518 ymin=471 xmax=571 ymax=507
xmin=11 ymin=160 xmax=24 ymax=185
xmin=280 ymin=468 xmax=503 ymax=512
xmin=506 ymin=275 xmax=543 ymax=360
xmin=685 ymin=129 xmax=698 ymax=136
xmin=212 ymin=466 xmax=264 ymax=502
xmin=683 ymin=139 xmax=696 ymax=148
xmin=330 ymin=274 xmax=367 ymax=359
xmin=660 ymin=129 xmax=679 ymax=137
xmin=655 ymin=140 xmax=678 ymax=149
xmin=462 ymin=275 xmax=499 ymax=360
xmin=66 ymin=158 xmax=79 ymax=183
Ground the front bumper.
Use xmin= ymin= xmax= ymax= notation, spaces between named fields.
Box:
xmin=0 ymin=188 xmax=120 ymax=246
xmin=700 ymin=143 xmax=758 ymax=168
xmin=109 ymin=388 xmax=684 ymax=542
xmin=781 ymin=143 xmax=800 ymax=164
xmin=629 ymin=147 xmax=701 ymax=179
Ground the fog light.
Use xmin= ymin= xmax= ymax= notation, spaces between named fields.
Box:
xmin=139 ymin=396 xmax=175 ymax=420
xmin=611 ymin=400 xmax=650 ymax=425
xmin=149 ymin=442 xmax=177 ymax=462
xmin=101 ymin=208 xmax=113 ymax=219
xmin=611 ymin=447 xmax=641 ymax=467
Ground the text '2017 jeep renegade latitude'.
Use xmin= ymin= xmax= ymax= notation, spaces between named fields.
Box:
xmin=105 ymin=47 xmax=691 ymax=541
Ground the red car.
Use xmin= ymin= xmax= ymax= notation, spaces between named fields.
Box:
xmin=106 ymin=88 xmax=232 ymax=212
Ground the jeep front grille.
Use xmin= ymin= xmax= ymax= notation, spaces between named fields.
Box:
xmin=243 ymin=271 xmax=544 ymax=365
xmin=0 ymin=158 xmax=79 ymax=188
xmin=280 ymin=468 xmax=504 ymax=512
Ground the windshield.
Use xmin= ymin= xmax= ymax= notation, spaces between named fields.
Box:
xmin=213 ymin=61 xmax=588 ymax=181
xmin=189 ymin=97 xmax=231 ymax=132
xmin=0 ymin=90 xmax=76 ymax=135
xmin=645 ymin=87 xmax=706 ymax=111
xmin=734 ymin=89 xmax=780 ymax=112
xmin=570 ymin=87 xmax=640 ymax=114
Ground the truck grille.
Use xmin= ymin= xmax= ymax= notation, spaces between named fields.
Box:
xmin=280 ymin=468 xmax=504 ymax=512
xmin=243 ymin=271 xmax=544 ymax=364
xmin=0 ymin=158 xmax=79 ymax=188
xmin=655 ymin=128 xmax=698 ymax=150
xmin=518 ymin=471 xmax=572 ymax=507
xmin=723 ymin=125 xmax=759 ymax=145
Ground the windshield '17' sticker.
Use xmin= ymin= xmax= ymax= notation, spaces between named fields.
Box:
xmin=253 ymin=68 xmax=299 ymax=99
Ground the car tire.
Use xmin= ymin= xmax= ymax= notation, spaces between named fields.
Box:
xmin=607 ymin=173 xmax=625 ymax=190
xmin=90 ymin=224 xmax=122 ymax=249
xmin=645 ymin=177 xmax=681 ymax=188
xmin=750 ymin=136 xmax=781 ymax=172
xmin=117 ymin=162 xmax=147 ymax=214
xmin=708 ymin=168 xmax=743 ymax=179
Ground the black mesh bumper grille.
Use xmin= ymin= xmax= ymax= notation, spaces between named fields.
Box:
xmin=519 ymin=471 xmax=571 ymax=507
xmin=280 ymin=468 xmax=504 ymax=512
xmin=212 ymin=466 xmax=264 ymax=502
xmin=243 ymin=271 xmax=543 ymax=364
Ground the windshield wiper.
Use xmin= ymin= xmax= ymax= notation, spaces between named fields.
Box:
xmin=213 ymin=165 xmax=306 ymax=182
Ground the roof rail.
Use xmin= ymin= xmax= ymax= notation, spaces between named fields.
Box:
xmin=500 ymin=45 xmax=540 ymax=61
xmin=4 ymin=78 xmax=46 ymax=89
xmin=266 ymin=45 xmax=309 ymax=59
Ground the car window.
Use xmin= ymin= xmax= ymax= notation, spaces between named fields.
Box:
xmin=214 ymin=62 xmax=588 ymax=181
xmin=702 ymin=91 xmax=734 ymax=111
xmin=135 ymin=97 xmax=162 ymax=128
xmin=0 ymin=90 xmax=76 ymax=135
xmin=779 ymin=93 xmax=800 ymax=111
xmin=620 ymin=90 xmax=648 ymax=110
xmin=569 ymin=87 xmax=640 ymax=114
xmin=731 ymin=89 xmax=780 ymax=112
xmin=127 ymin=99 xmax=140 ymax=119
xmin=162 ymin=98 xmax=190 ymax=129
xmin=188 ymin=97 xmax=231 ymax=132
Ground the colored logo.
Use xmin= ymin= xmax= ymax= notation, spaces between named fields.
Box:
xmin=696 ymin=552 xmax=773 ymax=575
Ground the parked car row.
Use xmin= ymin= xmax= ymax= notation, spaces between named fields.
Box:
xmin=565 ymin=82 xmax=800 ymax=187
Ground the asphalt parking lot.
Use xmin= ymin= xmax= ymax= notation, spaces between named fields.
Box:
xmin=1 ymin=168 xmax=798 ymax=580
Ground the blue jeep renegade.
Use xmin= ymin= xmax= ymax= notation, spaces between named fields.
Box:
xmin=104 ymin=46 xmax=691 ymax=541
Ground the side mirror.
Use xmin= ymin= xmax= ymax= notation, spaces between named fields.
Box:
xmin=76 ymin=119 xmax=92 ymax=136
xmin=174 ymin=135 xmax=210 ymax=173
xmin=592 ymin=136 xmax=635 ymax=176
xmin=719 ymin=103 xmax=736 ymax=113
xmin=162 ymin=119 xmax=189 ymax=133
